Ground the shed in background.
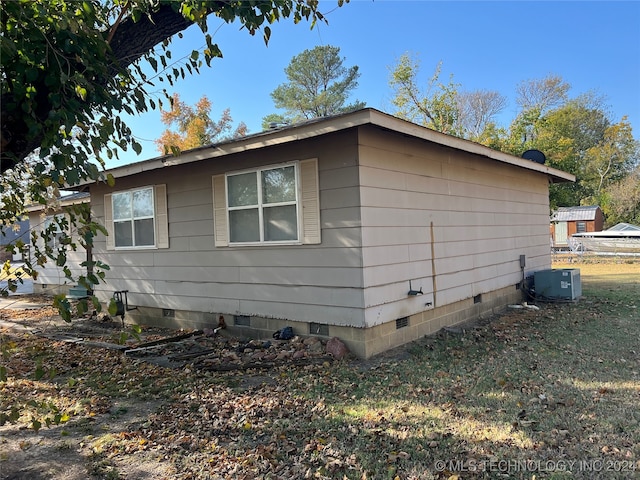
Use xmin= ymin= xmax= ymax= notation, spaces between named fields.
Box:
xmin=550 ymin=206 xmax=604 ymax=250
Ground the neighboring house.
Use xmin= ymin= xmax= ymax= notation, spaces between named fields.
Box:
xmin=550 ymin=206 xmax=604 ymax=250
xmin=67 ymin=108 xmax=573 ymax=358
xmin=0 ymin=217 xmax=30 ymax=262
xmin=26 ymin=192 xmax=90 ymax=295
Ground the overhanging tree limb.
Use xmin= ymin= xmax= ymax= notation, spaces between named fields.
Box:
xmin=1 ymin=1 xmax=329 ymax=173
xmin=108 ymin=4 xmax=194 ymax=73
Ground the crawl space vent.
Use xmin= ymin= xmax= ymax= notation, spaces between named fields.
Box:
xmin=309 ymin=322 xmax=329 ymax=336
xmin=396 ymin=317 xmax=409 ymax=329
xmin=234 ymin=315 xmax=251 ymax=327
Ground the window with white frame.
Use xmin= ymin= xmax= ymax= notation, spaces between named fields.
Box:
xmin=112 ymin=187 xmax=155 ymax=247
xmin=212 ymin=159 xmax=320 ymax=247
xmin=227 ymin=164 xmax=299 ymax=243
xmin=44 ymin=214 xmax=66 ymax=249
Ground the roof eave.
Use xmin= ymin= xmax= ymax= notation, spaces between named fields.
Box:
xmin=74 ymin=108 xmax=575 ymax=186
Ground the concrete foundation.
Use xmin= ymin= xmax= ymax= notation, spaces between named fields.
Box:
xmin=116 ymin=284 xmax=524 ymax=359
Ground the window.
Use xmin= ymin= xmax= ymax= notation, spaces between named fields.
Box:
xmin=576 ymin=221 xmax=587 ymax=233
xmin=104 ymin=185 xmax=169 ymax=250
xmin=44 ymin=215 xmax=66 ymax=249
xmin=112 ymin=187 xmax=155 ymax=247
xmin=227 ymin=165 xmax=298 ymax=243
xmin=212 ymin=159 xmax=321 ymax=247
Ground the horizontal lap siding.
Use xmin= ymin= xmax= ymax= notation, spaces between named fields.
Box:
xmin=358 ymin=126 xmax=551 ymax=327
xmin=91 ymin=133 xmax=367 ymax=328
xmin=28 ymin=211 xmax=87 ymax=290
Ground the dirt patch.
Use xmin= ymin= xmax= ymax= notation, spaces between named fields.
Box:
xmin=1 ymin=398 xmax=170 ymax=480
xmin=1 ymin=301 xmax=339 ymax=479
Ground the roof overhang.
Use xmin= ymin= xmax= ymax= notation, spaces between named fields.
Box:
xmin=25 ymin=191 xmax=90 ymax=213
xmin=73 ymin=108 xmax=575 ymax=187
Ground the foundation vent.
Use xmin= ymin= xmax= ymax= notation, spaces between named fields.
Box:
xmin=473 ymin=294 xmax=482 ymax=304
xmin=162 ymin=309 xmax=175 ymax=318
xmin=234 ymin=315 xmax=251 ymax=327
xmin=309 ymin=322 xmax=329 ymax=336
xmin=396 ymin=317 xmax=409 ymax=329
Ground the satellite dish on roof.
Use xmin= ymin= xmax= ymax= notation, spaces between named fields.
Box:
xmin=522 ymin=149 xmax=546 ymax=164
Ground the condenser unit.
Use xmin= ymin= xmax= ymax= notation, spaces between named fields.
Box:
xmin=533 ymin=268 xmax=581 ymax=301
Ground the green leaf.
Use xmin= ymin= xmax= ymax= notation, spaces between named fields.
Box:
xmin=108 ymin=298 xmax=118 ymax=316
xmin=32 ymin=419 xmax=42 ymax=432
xmin=0 ymin=365 xmax=7 ymax=382
xmin=34 ymin=364 xmax=45 ymax=381
xmin=77 ymin=300 xmax=87 ymax=316
xmin=75 ymin=85 xmax=87 ymax=101
xmin=54 ymin=294 xmax=72 ymax=322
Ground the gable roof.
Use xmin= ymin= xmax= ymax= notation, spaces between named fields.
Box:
xmin=551 ymin=205 xmax=601 ymax=222
xmin=76 ymin=108 xmax=575 ymax=186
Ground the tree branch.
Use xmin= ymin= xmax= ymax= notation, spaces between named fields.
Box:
xmin=108 ymin=4 xmax=195 ymax=73
xmin=1 ymin=4 xmax=196 ymax=173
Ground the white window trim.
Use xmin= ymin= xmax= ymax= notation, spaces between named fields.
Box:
xmin=226 ymin=162 xmax=301 ymax=246
xmin=44 ymin=214 xmax=66 ymax=250
xmin=105 ymin=185 xmax=169 ymax=251
xmin=112 ymin=186 xmax=156 ymax=249
xmin=212 ymin=158 xmax=320 ymax=247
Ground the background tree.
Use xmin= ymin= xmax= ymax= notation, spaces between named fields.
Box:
xmin=389 ymin=53 xmax=506 ymax=139
xmin=602 ymin=164 xmax=640 ymax=226
xmin=262 ymin=45 xmax=365 ymax=128
xmin=495 ymin=81 xmax=638 ymax=211
xmin=155 ymin=94 xmax=247 ymax=154
xmin=457 ymin=90 xmax=508 ymax=141
xmin=581 ymin=118 xmax=637 ymax=203
xmin=0 ymin=0 xmax=335 ymax=304
xmin=515 ymin=74 xmax=570 ymax=114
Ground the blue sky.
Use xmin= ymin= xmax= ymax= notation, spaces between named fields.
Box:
xmin=113 ymin=0 xmax=640 ymax=168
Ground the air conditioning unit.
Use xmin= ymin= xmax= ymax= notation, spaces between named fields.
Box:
xmin=533 ymin=268 xmax=581 ymax=301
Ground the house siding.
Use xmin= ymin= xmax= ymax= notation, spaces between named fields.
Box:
xmin=28 ymin=210 xmax=87 ymax=295
xmin=63 ymin=110 xmax=574 ymax=358
xmin=91 ymin=131 xmax=368 ymax=329
xmin=356 ymin=126 xmax=549 ymax=328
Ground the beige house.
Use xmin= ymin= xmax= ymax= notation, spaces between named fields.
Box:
xmin=63 ymin=109 xmax=573 ymax=358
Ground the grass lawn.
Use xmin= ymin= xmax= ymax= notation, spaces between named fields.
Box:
xmin=1 ymin=261 xmax=639 ymax=479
